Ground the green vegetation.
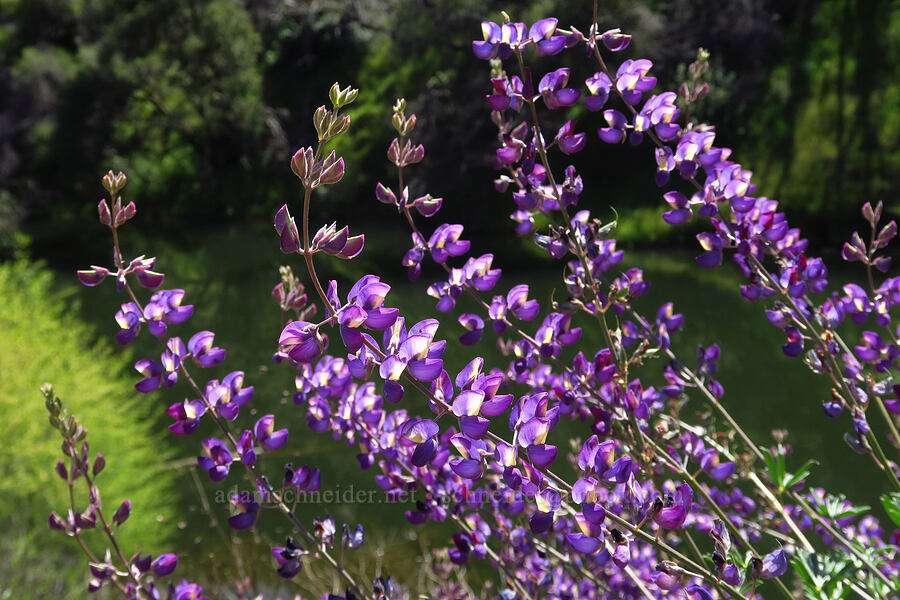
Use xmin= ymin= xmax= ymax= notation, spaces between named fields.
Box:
xmin=0 ymin=260 xmax=181 ymax=598
xmin=1 ymin=0 xmax=897 ymax=262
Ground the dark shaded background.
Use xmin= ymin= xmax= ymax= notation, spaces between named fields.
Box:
xmin=1 ymin=0 xmax=898 ymax=267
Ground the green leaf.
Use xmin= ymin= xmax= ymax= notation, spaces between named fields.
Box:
xmin=880 ymin=493 xmax=900 ymax=528
xmin=782 ymin=459 xmax=817 ymax=492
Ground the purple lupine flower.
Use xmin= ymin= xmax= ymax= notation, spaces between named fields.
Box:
xmin=342 ymin=524 xmax=364 ymax=549
xmin=695 ymin=232 xmax=724 ymax=268
xmin=112 ymin=500 xmax=131 ymax=526
xmin=198 ymin=438 xmax=233 ymax=482
xmin=142 ymin=289 xmax=193 ymax=337
xmin=584 ymin=72 xmax=612 ymax=111
xmin=489 ymin=75 xmax=524 ymax=114
xmin=636 ymin=92 xmax=680 ymax=141
xmin=237 ymin=430 xmax=256 ymax=466
xmin=855 ymin=331 xmax=899 ymax=372
xmin=655 ymin=146 xmax=676 ymax=186
xmin=598 ymin=109 xmax=627 ymax=144
xmin=538 ymin=68 xmax=580 ymax=110
xmin=661 ymin=192 xmax=692 ymax=226
xmin=166 ymin=400 xmax=205 ymax=435
xmin=615 ymin=59 xmax=656 ymax=105
xmin=760 ymin=548 xmax=788 ymax=578
xmin=206 ymin=371 xmax=254 ymax=421
xmin=472 ymin=21 xmax=526 ymax=60
xmin=457 ymin=313 xmax=484 ymax=346
xmin=171 ymin=580 xmax=208 ymax=600
xmin=529 ymin=18 xmax=566 ymax=56
xmin=653 ymin=483 xmax=693 ymax=530
xmin=600 ymin=28 xmax=632 ymax=51
xmin=254 ymin=415 xmax=288 ymax=451
xmin=700 ymin=449 xmax=735 ymax=480
xmin=272 ymin=537 xmax=306 ymax=579
xmin=464 ymin=253 xmax=502 ymax=291
xmin=227 ymin=492 xmax=259 ymax=530
xmin=114 ymin=302 xmax=143 ymax=345
xmin=428 ymin=224 xmax=470 ymax=264
xmin=288 ymin=465 xmax=321 ymax=493
xmin=506 ymin=284 xmax=539 ymax=320
xmin=130 ymin=256 xmax=165 ymax=289
xmin=782 ymin=326 xmax=805 ymax=358
xmin=279 ymin=320 xmax=324 ymax=363
xmin=187 ymin=331 xmax=226 ymax=367
xmin=555 ymin=120 xmax=586 ymax=155
xmin=134 ymin=358 xmax=165 ymax=393
xmin=314 ymin=515 xmax=337 ymax=547
xmin=311 ymin=221 xmax=364 ymax=259
xmin=380 ymin=317 xmax=445 ymax=386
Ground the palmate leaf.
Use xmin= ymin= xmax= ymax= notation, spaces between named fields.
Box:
xmin=809 ymin=491 xmax=871 ymax=521
xmin=792 ymin=550 xmax=857 ymax=600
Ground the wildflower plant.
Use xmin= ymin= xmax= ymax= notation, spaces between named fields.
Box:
xmin=48 ymin=3 xmax=900 ymax=599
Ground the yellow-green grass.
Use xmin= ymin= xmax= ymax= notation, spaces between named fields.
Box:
xmin=0 ymin=260 xmax=182 ymax=598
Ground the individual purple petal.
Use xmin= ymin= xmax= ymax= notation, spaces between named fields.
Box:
xmin=450 ymin=458 xmax=483 ymax=479
xmin=455 ymin=357 xmax=484 ymax=390
xmin=401 ymin=418 xmax=439 ymax=443
xmin=528 ymin=17 xmax=557 ymax=42
xmin=460 ymin=415 xmax=490 ymax=439
xmin=480 ymin=393 xmax=514 ymax=417
xmin=408 ymin=358 xmax=444 ymax=382
xmin=566 ymin=533 xmax=600 ymax=554
xmin=383 ymin=380 xmax=405 ymax=403
xmin=761 ymin=548 xmax=787 ymax=578
xmin=452 ymin=390 xmax=485 ymax=417
xmin=685 ymin=584 xmax=714 ymax=600
xmin=411 ymin=438 xmax=438 ymax=467
xmin=529 ymin=511 xmax=554 ymax=534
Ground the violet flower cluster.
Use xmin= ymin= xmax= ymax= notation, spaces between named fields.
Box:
xmin=54 ymin=8 xmax=900 ymax=600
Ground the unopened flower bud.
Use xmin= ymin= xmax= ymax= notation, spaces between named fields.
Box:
xmin=318 ymin=153 xmax=344 ymax=185
xmin=387 ymin=138 xmax=400 ymax=164
xmin=98 ymin=200 xmax=111 ymax=225
xmin=337 ymin=84 xmax=358 ymax=107
xmin=274 ymin=205 xmax=301 ymax=254
xmin=93 ymin=453 xmax=106 ymax=476
xmin=102 ymin=171 xmax=115 ymax=193
xmin=313 ymin=105 xmax=329 ymax=138
xmin=131 ymin=553 xmax=151 ymax=573
xmin=862 ymin=201 xmax=882 ymax=227
xmin=121 ymin=201 xmax=136 ymax=222
xmin=151 ymin=553 xmax=178 ymax=577
xmin=401 ymin=113 xmax=417 ymax=136
xmin=375 ymin=182 xmax=396 ymax=205
xmin=328 ymin=82 xmax=342 ymax=107
xmin=291 ymin=147 xmax=313 ymax=182
xmin=113 ymin=499 xmax=132 ymax=526
xmin=327 ymin=114 xmax=351 ymax=138
xmin=48 ymin=511 xmax=67 ymax=531
xmin=55 ymin=460 xmax=68 ymax=481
